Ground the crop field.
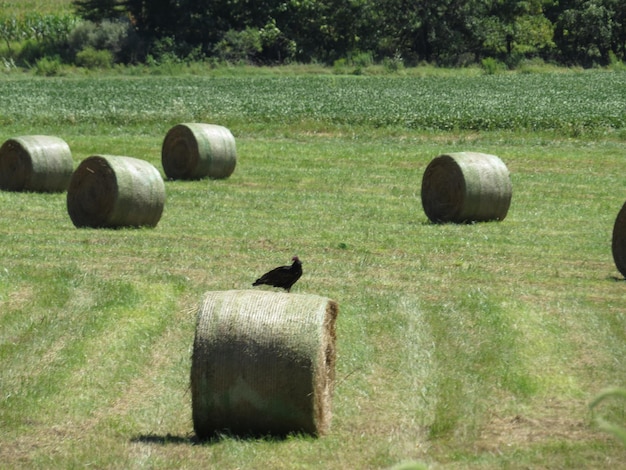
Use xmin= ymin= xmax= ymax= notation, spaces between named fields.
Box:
xmin=0 ymin=70 xmax=626 ymax=469
xmin=0 ymin=0 xmax=73 ymax=15
xmin=1 ymin=71 xmax=624 ymax=133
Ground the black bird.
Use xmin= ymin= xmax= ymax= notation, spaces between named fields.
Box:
xmin=252 ymin=256 xmax=302 ymax=292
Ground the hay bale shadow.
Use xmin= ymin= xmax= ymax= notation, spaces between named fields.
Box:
xmin=131 ymin=431 xmax=305 ymax=446
xmin=131 ymin=433 xmax=195 ymax=445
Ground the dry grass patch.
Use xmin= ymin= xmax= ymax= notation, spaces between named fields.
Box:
xmin=476 ymin=399 xmax=597 ymax=452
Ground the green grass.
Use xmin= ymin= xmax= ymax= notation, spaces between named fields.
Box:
xmin=1 ymin=71 xmax=626 ymax=469
xmin=0 ymin=0 xmax=74 ymax=15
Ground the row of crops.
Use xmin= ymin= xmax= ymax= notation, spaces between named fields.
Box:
xmin=0 ymin=13 xmax=78 ymax=50
xmin=0 ymin=71 xmax=625 ymax=132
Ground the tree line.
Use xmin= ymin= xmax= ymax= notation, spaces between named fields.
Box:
xmin=69 ymin=0 xmax=625 ymax=67
xmin=2 ymin=0 xmax=625 ymax=69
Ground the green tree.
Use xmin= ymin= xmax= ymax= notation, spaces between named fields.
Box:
xmin=279 ymin=0 xmax=366 ymax=62
xmin=374 ymin=0 xmax=491 ymax=64
xmin=479 ymin=0 xmax=555 ymax=62
xmin=70 ymin=0 xmax=625 ymax=67
xmin=554 ymin=0 xmax=616 ymax=65
xmin=73 ymin=0 xmax=125 ymax=22
xmin=549 ymin=0 xmax=625 ymax=65
xmin=123 ymin=0 xmax=176 ymax=39
xmin=613 ymin=1 xmax=626 ymax=59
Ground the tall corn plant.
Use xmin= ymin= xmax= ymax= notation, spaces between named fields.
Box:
xmin=0 ymin=16 xmax=22 ymax=55
xmin=0 ymin=13 xmax=78 ymax=53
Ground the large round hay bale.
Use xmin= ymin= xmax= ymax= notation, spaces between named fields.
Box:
xmin=612 ymin=201 xmax=626 ymax=277
xmin=421 ymin=152 xmax=512 ymax=223
xmin=161 ymin=123 xmax=237 ymax=180
xmin=67 ymin=155 xmax=165 ymax=228
xmin=0 ymin=135 xmax=73 ymax=192
xmin=191 ymin=290 xmax=338 ymax=439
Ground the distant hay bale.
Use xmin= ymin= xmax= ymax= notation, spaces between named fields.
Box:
xmin=161 ymin=123 xmax=237 ymax=180
xmin=67 ymin=155 xmax=165 ymax=228
xmin=0 ymin=135 xmax=73 ymax=192
xmin=612 ymin=201 xmax=626 ymax=277
xmin=421 ymin=152 xmax=512 ymax=223
xmin=191 ymin=290 xmax=338 ymax=439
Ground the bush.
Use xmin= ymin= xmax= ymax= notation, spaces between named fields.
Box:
xmin=147 ymin=36 xmax=180 ymax=64
xmin=352 ymin=51 xmax=374 ymax=68
xmin=383 ymin=53 xmax=404 ymax=73
xmin=75 ymin=46 xmax=113 ymax=69
xmin=259 ymin=20 xmax=296 ymax=64
xmin=213 ymin=28 xmax=262 ymax=64
xmin=517 ymin=57 xmax=560 ymax=74
xmin=18 ymin=39 xmax=62 ymax=65
xmin=145 ymin=37 xmax=205 ymax=65
xmin=609 ymin=51 xmax=626 ymax=71
xmin=352 ymin=51 xmax=374 ymax=75
xmin=332 ymin=52 xmax=375 ymax=75
xmin=67 ymin=19 xmax=141 ymax=64
xmin=34 ymin=56 xmax=63 ymax=76
xmin=481 ymin=57 xmax=505 ymax=74
xmin=332 ymin=58 xmax=348 ymax=74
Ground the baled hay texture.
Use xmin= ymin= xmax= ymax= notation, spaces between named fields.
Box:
xmin=67 ymin=155 xmax=165 ymax=228
xmin=161 ymin=123 xmax=237 ymax=180
xmin=191 ymin=289 xmax=338 ymax=439
xmin=0 ymin=135 xmax=73 ymax=192
xmin=612 ymin=201 xmax=626 ymax=278
xmin=421 ymin=152 xmax=512 ymax=223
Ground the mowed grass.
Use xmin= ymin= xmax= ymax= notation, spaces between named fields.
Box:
xmin=0 ymin=71 xmax=626 ymax=469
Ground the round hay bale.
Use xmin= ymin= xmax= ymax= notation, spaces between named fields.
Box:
xmin=0 ymin=135 xmax=73 ymax=192
xmin=191 ymin=289 xmax=338 ymax=439
xmin=67 ymin=155 xmax=165 ymax=228
xmin=421 ymin=152 xmax=512 ymax=223
xmin=612 ymin=201 xmax=626 ymax=277
xmin=161 ymin=123 xmax=237 ymax=180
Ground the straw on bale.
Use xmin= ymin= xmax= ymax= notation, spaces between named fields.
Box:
xmin=161 ymin=123 xmax=237 ymax=180
xmin=0 ymin=135 xmax=73 ymax=192
xmin=67 ymin=155 xmax=165 ymax=228
xmin=612 ymin=201 xmax=626 ymax=277
xmin=191 ymin=290 xmax=338 ymax=439
xmin=421 ymin=152 xmax=512 ymax=223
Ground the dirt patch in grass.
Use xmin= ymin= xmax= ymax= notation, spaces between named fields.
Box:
xmin=4 ymin=285 xmax=35 ymax=311
xmin=475 ymin=398 xmax=598 ymax=452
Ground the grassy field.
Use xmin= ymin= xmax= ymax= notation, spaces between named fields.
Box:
xmin=0 ymin=0 xmax=73 ymax=15
xmin=1 ymin=70 xmax=626 ymax=469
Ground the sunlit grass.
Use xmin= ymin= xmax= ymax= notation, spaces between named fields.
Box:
xmin=0 ymin=74 xmax=625 ymax=468
xmin=0 ymin=0 xmax=74 ymax=15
